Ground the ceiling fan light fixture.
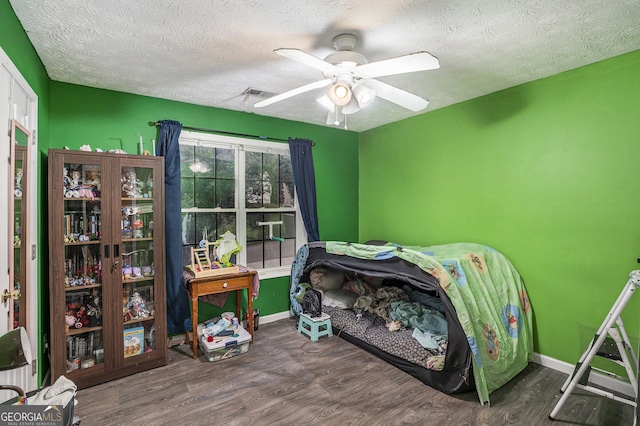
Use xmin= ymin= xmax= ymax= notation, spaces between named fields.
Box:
xmin=316 ymin=94 xmax=335 ymax=112
xmin=261 ymin=32 xmax=439 ymax=127
xmin=353 ymin=84 xmax=376 ymax=108
xmin=327 ymin=82 xmax=352 ymax=106
xmin=342 ymin=97 xmax=361 ymax=115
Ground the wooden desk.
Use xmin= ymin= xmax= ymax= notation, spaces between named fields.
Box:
xmin=184 ymin=270 xmax=256 ymax=359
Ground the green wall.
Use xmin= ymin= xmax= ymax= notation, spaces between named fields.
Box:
xmin=49 ymin=82 xmax=360 ymax=322
xmin=360 ymin=49 xmax=640 ymax=365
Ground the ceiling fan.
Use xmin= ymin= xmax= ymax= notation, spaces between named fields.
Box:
xmin=254 ymin=33 xmax=440 ymax=126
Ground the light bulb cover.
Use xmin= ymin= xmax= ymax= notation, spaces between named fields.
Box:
xmin=352 ymin=83 xmax=376 ymax=108
xmin=316 ymin=94 xmax=335 ymax=112
xmin=342 ymin=97 xmax=361 ymax=115
xmin=327 ymin=82 xmax=352 ymax=106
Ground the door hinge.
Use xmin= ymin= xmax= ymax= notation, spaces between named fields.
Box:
xmin=31 ymin=244 xmax=37 ymax=260
xmin=32 ymin=359 xmax=37 ymax=376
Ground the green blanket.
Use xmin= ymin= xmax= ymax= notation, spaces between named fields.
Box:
xmin=326 ymin=241 xmax=533 ymax=405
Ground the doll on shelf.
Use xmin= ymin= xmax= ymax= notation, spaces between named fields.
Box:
xmin=64 ymin=169 xmax=82 ymax=198
xmin=84 ymin=167 xmax=101 ymax=197
xmin=65 ymin=168 xmax=98 ymax=199
xmin=124 ymin=291 xmax=150 ymax=320
xmin=70 ymin=169 xmax=81 ymax=187
xmin=121 ymin=168 xmax=142 ymax=198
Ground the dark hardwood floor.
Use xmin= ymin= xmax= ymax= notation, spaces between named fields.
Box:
xmin=75 ymin=319 xmax=634 ymax=425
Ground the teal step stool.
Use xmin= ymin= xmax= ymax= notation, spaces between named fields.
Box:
xmin=298 ymin=313 xmax=333 ymax=342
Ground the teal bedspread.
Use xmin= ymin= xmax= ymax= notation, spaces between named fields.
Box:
xmin=325 ymin=241 xmax=534 ymax=405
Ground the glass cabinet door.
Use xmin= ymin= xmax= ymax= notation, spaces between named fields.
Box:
xmin=61 ymin=158 xmax=105 ymax=373
xmin=119 ymin=162 xmax=161 ymax=361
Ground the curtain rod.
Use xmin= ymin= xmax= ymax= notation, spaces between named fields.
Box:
xmin=148 ymin=121 xmax=314 ymax=145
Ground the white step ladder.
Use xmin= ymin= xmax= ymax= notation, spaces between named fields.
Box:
xmin=549 ymin=270 xmax=640 ymax=421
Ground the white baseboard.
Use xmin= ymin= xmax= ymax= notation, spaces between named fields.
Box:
xmin=533 ymin=352 xmax=635 ymax=397
xmin=259 ymin=310 xmax=291 ymax=325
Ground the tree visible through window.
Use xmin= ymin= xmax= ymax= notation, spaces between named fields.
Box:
xmin=179 ymin=132 xmax=305 ymax=277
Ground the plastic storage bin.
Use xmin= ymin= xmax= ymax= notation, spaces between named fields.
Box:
xmin=198 ymin=324 xmax=251 ymax=362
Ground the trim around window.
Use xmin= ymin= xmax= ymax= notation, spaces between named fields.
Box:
xmin=179 ymin=131 xmax=306 ymax=279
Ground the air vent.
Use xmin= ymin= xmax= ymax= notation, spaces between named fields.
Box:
xmin=242 ymin=88 xmax=277 ymax=99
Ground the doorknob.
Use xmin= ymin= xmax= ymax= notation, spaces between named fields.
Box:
xmin=2 ymin=289 xmax=20 ymax=304
xmin=111 ymin=260 xmax=119 ymax=272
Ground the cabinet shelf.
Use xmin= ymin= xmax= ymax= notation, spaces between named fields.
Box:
xmin=122 ymin=237 xmax=153 ymax=243
xmin=122 ymin=198 xmax=153 ymax=202
xmin=67 ymin=325 xmax=102 ymax=336
xmin=64 ymin=197 xmax=102 ymax=202
xmin=122 ymin=276 xmax=154 ymax=284
xmin=123 ymin=315 xmax=155 ymax=326
xmin=49 ymin=149 xmax=166 ymax=390
xmin=64 ymin=240 xmax=101 ymax=246
xmin=65 ymin=283 xmax=102 ymax=292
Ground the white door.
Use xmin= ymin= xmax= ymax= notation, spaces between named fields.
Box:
xmin=0 ymin=47 xmax=39 ymax=400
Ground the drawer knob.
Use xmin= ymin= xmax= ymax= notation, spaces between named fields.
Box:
xmin=223 ymin=282 xmax=228 ymax=288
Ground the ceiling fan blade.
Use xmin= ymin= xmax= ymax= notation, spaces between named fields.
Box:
xmin=254 ymin=79 xmax=332 ymax=108
xmin=355 ymin=51 xmax=439 ymax=78
xmin=274 ymin=48 xmax=342 ymax=75
xmin=367 ymin=79 xmax=429 ymax=112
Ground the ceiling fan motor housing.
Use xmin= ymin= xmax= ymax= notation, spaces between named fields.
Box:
xmin=323 ymin=33 xmax=368 ymax=78
xmin=332 ymin=33 xmax=358 ymax=51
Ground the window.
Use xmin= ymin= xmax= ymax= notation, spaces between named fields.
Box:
xmin=179 ymin=131 xmax=306 ymax=278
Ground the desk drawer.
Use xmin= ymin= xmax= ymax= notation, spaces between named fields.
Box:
xmin=194 ymin=276 xmax=252 ymax=294
xmin=215 ymin=276 xmax=250 ymax=291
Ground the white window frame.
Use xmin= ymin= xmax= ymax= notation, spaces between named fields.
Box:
xmin=179 ymin=130 xmax=307 ymax=279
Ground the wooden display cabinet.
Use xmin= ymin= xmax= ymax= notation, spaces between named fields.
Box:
xmin=48 ymin=149 xmax=167 ymax=389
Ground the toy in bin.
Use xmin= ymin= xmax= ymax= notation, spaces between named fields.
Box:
xmin=199 ymin=323 xmax=251 ymax=362
xmin=201 ymin=313 xmax=235 ymax=338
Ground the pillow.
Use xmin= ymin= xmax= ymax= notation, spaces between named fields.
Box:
xmin=321 ymin=288 xmax=359 ymax=310
xmin=310 ymin=267 xmax=345 ymax=291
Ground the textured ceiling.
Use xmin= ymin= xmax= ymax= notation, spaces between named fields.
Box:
xmin=9 ymin=0 xmax=640 ymax=132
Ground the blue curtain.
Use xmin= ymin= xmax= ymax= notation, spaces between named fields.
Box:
xmin=156 ymin=120 xmax=192 ymax=334
xmin=288 ymin=138 xmax=320 ymax=241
